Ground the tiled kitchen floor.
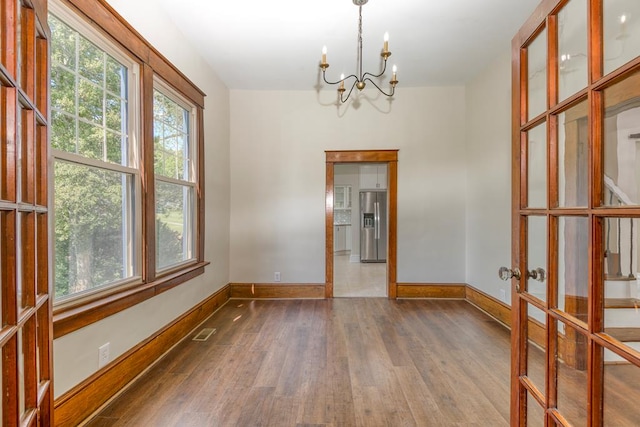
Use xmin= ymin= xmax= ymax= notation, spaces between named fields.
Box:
xmin=333 ymin=252 xmax=387 ymax=297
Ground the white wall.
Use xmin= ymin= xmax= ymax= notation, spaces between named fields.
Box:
xmin=53 ymin=1 xmax=231 ymax=398
xmin=230 ymin=87 xmax=467 ymax=284
xmin=464 ymin=48 xmax=513 ymax=304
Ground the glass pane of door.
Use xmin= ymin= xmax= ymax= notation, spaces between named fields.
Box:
xmin=527 ymin=392 xmax=545 ymax=427
xmin=528 ymin=29 xmax=548 ymax=120
xmin=603 ymin=358 xmax=640 ymax=425
xmin=527 ymin=216 xmax=548 ymax=302
xmin=558 ymin=0 xmax=588 ymax=101
xmin=558 ymin=216 xmax=589 ymax=324
xmin=527 ymin=303 xmax=547 ymax=394
xmin=557 ymin=101 xmax=588 ymax=207
xmin=557 ymin=320 xmax=588 ymax=426
xmin=18 ymin=329 xmax=24 ymax=416
xmin=604 ymin=0 xmax=640 ymax=75
xmin=603 ymin=216 xmax=640 ymax=359
xmin=603 ymin=71 xmax=640 ymax=207
xmin=528 ymin=123 xmax=548 ymax=208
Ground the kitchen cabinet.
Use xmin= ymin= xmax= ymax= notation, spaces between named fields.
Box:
xmin=334 ymin=225 xmax=347 ymax=252
xmin=334 ymin=185 xmax=352 ymax=209
xmin=359 ymin=165 xmax=387 ymax=189
xmin=334 ymin=225 xmax=351 ymax=253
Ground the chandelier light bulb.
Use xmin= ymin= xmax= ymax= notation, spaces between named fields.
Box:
xmin=621 ymin=14 xmax=627 ymax=24
xmin=383 ymin=32 xmax=389 ymax=53
xmin=392 ymin=64 xmax=397 ymax=81
xmin=322 ymin=46 xmax=327 ymax=65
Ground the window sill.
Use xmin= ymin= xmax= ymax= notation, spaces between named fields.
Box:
xmin=53 ymin=261 xmax=209 ymax=339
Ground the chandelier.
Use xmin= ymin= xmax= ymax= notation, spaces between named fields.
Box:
xmin=319 ymin=0 xmax=398 ymax=103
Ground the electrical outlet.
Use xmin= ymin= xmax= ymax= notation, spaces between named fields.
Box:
xmin=98 ymin=343 xmax=110 ymax=368
xmin=499 ymin=289 xmax=507 ymax=302
xmin=274 ymin=272 xmax=281 ymax=282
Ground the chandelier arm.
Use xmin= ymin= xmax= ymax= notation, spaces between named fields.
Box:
xmin=362 ymin=62 xmax=387 ymax=79
xmin=363 ymin=77 xmax=396 ymax=97
xmin=340 ymin=79 xmax=359 ymax=103
xmin=362 ymin=59 xmax=389 ymax=81
xmin=322 ymin=70 xmax=360 ymax=86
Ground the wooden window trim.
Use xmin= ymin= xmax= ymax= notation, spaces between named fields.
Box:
xmin=50 ymin=0 xmax=208 ymax=338
xmin=53 ymin=261 xmax=209 ymax=338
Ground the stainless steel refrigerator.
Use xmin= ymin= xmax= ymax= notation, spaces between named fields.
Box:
xmin=360 ymin=190 xmax=387 ymax=262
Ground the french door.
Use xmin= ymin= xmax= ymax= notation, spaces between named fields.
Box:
xmin=1 ymin=0 xmax=53 ymax=425
xmin=509 ymin=0 xmax=640 ymax=425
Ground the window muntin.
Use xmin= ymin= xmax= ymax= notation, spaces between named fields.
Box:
xmin=50 ymin=13 xmax=130 ymax=167
xmin=153 ymin=85 xmax=197 ymax=271
xmin=50 ymin=4 xmax=140 ymax=303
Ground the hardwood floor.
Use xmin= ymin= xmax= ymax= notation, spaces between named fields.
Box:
xmin=86 ymin=299 xmax=513 ymax=426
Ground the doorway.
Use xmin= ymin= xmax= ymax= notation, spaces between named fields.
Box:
xmin=333 ymin=164 xmax=387 ymax=297
xmin=325 ymin=150 xmax=398 ymax=298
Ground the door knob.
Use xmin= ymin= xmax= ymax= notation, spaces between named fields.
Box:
xmin=499 ymin=266 xmax=521 ymax=281
xmin=527 ymin=267 xmax=546 ymax=282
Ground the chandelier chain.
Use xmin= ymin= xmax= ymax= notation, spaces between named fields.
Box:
xmin=358 ymin=6 xmax=363 ymax=80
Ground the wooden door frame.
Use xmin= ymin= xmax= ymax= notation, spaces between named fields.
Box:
xmin=325 ymin=150 xmax=398 ymax=298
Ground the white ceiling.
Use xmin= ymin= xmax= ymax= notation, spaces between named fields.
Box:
xmin=157 ymin=0 xmax=541 ymax=90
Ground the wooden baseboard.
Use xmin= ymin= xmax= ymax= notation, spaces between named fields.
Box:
xmin=396 ymin=283 xmax=466 ymax=299
xmin=464 ymin=285 xmax=551 ymax=350
xmin=230 ymin=283 xmax=325 ymax=299
xmin=465 ymin=285 xmax=512 ymax=327
xmin=53 ymin=284 xmax=231 ymax=427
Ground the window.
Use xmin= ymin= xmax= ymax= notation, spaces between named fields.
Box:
xmin=153 ymin=84 xmax=197 ymax=270
xmin=49 ymin=0 xmax=206 ymax=334
xmin=50 ymin=7 xmax=140 ymax=302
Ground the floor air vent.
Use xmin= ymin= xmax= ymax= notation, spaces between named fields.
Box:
xmin=192 ymin=328 xmax=216 ymax=341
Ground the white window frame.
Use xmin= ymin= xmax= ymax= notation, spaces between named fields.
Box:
xmin=153 ymin=77 xmax=198 ymax=274
xmin=50 ymin=0 xmax=142 ymax=307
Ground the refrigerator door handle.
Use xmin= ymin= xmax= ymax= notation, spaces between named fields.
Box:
xmin=375 ymin=202 xmax=380 ymax=240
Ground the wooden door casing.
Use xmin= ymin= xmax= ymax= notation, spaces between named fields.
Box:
xmin=325 ymin=150 xmax=398 ymax=299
